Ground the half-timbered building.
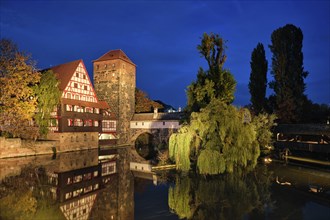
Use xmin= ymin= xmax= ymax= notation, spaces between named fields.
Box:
xmin=46 ymin=60 xmax=117 ymax=151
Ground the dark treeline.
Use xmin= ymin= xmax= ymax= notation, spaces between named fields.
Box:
xmin=249 ymin=24 xmax=329 ymax=124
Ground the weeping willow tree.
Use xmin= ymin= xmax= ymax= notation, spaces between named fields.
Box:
xmin=170 ymin=99 xmax=262 ymax=174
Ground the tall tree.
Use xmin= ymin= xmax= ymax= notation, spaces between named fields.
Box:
xmin=34 ymin=70 xmax=61 ymax=137
xmin=248 ymin=43 xmax=268 ymax=114
xmin=0 ymin=39 xmax=40 ymax=138
xmin=269 ymin=24 xmax=308 ymax=123
xmin=186 ymin=33 xmax=236 ymax=113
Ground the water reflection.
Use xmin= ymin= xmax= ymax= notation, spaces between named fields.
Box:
xmin=0 ymin=149 xmax=134 ymax=220
xmin=167 ymin=164 xmax=330 ymax=220
xmin=0 ymin=150 xmax=329 ymax=220
xmin=168 ymin=166 xmax=273 ymax=220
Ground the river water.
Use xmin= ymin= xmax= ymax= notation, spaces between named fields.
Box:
xmin=0 ymin=148 xmax=329 ymax=220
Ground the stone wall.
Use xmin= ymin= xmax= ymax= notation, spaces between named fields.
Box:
xmin=94 ymin=56 xmax=136 ymax=145
xmin=58 ymin=132 xmax=99 ymax=152
xmin=0 ymin=132 xmax=98 ymax=158
xmin=0 ymin=137 xmax=57 ymax=159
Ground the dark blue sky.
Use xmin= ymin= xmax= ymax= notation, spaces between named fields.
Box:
xmin=1 ymin=0 xmax=329 ymax=109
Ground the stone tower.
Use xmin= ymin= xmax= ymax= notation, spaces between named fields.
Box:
xmin=93 ymin=50 xmax=136 ymax=144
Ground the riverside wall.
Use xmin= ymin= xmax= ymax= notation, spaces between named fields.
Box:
xmin=0 ymin=135 xmax=100 ymax=159
xmin=0 ymin=137 xmax=58 ymax=159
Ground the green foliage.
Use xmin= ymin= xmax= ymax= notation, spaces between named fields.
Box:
xmin=186 ymin=33 xmax=236 ymax=113
xmin=34 ymin=70 xmax=61 ymax=137
xmin=169 ymin=168 xmax=273 ymax=220
xmin=197 ymin=149 xmax=225 ymax=175
xmin=249 ymin=43 xmax=268 ymax=114
xmin=252 ymin=113 xmax=277 ymax=155
xmin=168 ymin=176 xmax=194 ymax=219
xmin=170 ymin=99 xmax=262 ymax=175
xmin=169 ymin=127 xmax=194 ymax=171
xmin=269 ymin=24 xmax=308 ymax=123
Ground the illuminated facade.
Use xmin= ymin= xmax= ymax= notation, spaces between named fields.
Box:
xmin=46 ymin=60 xmax=117 ymax=151
xmin=93 ymin=50 xmax=136 ymax=144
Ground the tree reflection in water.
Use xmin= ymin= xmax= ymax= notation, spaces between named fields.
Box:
xmin=168 ymin=166 xmax=273 ymax=220
xmin=0 ymin=166 xmax=62 ymax=220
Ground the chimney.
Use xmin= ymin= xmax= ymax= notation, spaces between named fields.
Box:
xmin=153 ymin=108 xmax=158 ymax=119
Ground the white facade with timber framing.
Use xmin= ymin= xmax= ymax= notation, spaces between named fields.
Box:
xmin=46 ymin=59 xmax=117 ymax=151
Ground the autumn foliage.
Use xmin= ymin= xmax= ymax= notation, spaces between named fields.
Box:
xmin=135 ymin=88 xmax=163 ymax=113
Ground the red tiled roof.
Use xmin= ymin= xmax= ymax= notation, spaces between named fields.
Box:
xmin=48 ymin=59 xmax=82 ymax=91
xmin=99 ymin=100 xmax=110 ymax=109
xmin=93 ymin=49 xmax=135 ymax=66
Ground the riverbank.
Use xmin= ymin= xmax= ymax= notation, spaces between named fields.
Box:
xmin=0 ymin=137 xmax=100 ymax=159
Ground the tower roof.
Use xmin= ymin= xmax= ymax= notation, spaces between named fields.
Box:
xmin=93 ymin=49 xmax=135 ymax=66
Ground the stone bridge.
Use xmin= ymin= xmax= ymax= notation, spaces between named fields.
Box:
xmin=129 ymin=111 xmax=183 ymax=148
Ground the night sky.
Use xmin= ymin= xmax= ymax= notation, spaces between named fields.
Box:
xmin=1 ymin=0 xmax=329 ymax=109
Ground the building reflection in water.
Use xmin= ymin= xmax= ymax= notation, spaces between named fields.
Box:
xmin=0 ymin=148 xmax=134 ymax=220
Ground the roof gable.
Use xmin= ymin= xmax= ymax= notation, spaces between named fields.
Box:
xmin=93 ymin=49 xmax=135 ymax=65
xmin=49 ymin=60 xmax=81 ymax=91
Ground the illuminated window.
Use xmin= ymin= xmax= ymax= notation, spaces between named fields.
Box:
xmin=94 ymin=121 xmax=99 ymax=127
xmin=66 ymin=93 xmax=71 ymax=99
xmin=65 ymin=192 xmax=72 ymax=200
xmin=66 ymin=105 xmax=73 ymax=111
xmin=68 ymin=119 xmax=74 ymax=127
xmin=84 ymin=185 xmax=93 ymax=193
xmin=85 ymin=107 xmax=93 ymax=113
xmin=75 ymin=94 xmax=79 ymax=100
xmin=74 ymin=119 xmax=83 ymax=126
xmin=94 ymin=108 xmax=99 ymax=114
xmin=83 ymin=173 xmax=92 ymax=180
xmin=73 ymin=188 xmax=83 ymax=197
xmin=73 ymin=175 xmax=82 ymax=183
xmin=84 ymin=120 xmax=92 ymax=127
xmin=67 ymin=177 xmax=72 ymax=185
xmin=74 ymin=106 xmax=83 ymax=112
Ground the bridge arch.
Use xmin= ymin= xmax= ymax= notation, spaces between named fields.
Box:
xmin=134 ymin=132 xmax=158 ymax=160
